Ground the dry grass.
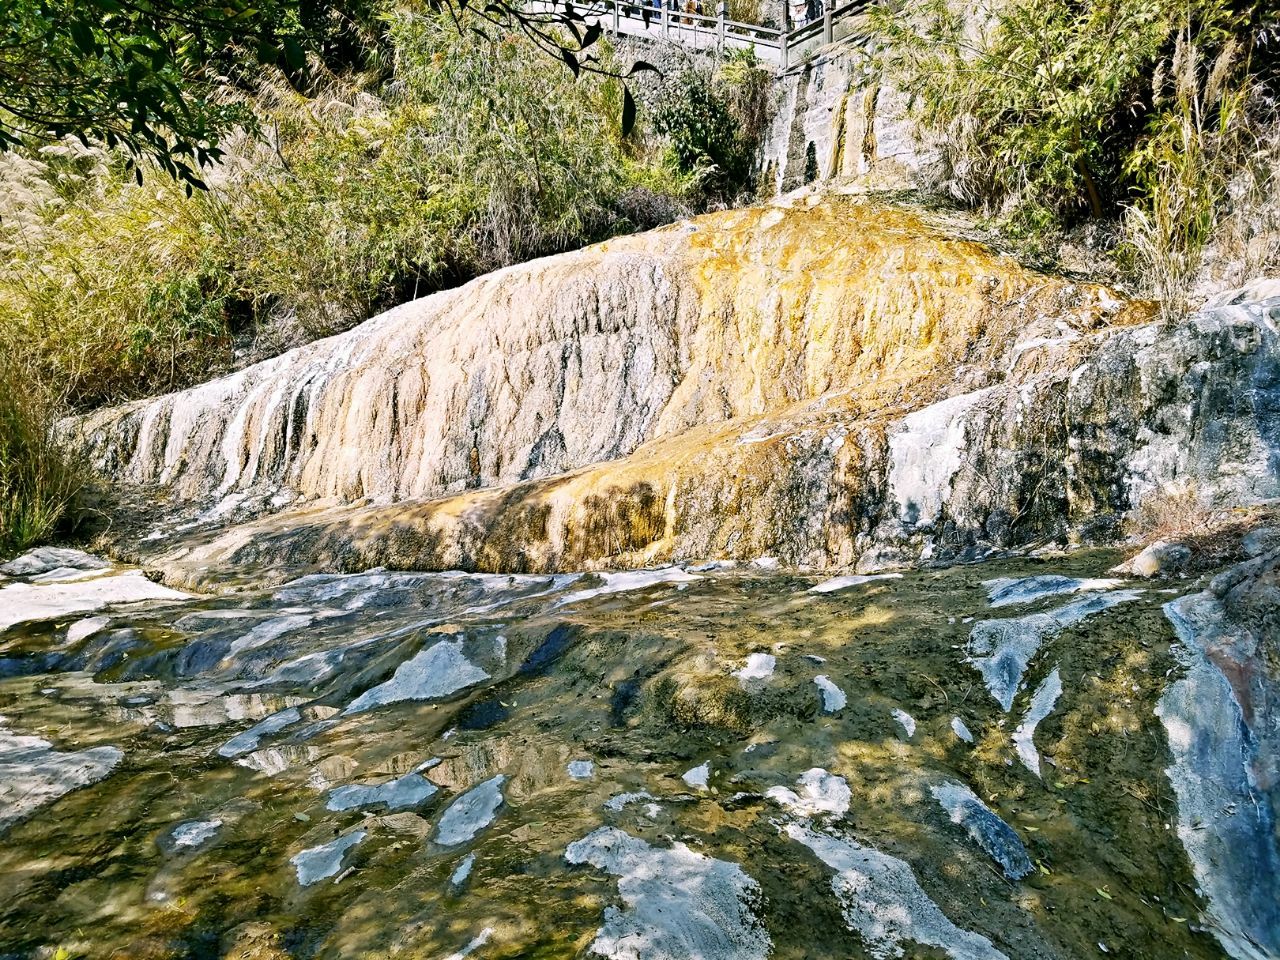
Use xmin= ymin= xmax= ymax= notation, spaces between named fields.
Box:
xmin=1191 ymin=128 xmax=1280 ymax=298
xmin=1128 ymin=484 xmax=1224 ymax=542
xmin=1126 ymin=485 xmax=1279 ymax=573
xmin=725 ymin=0 xmax=764 ymax=25
xmin=1121 ymin=29 xmax=1268 ymax=317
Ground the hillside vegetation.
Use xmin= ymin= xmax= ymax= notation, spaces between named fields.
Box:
xmin=0 ymin=5 xmax=768 ymax=552
xmin=872 ymin=0 xmax=1280 ymax=309
xmin=0 ymin=21 xmax=765 ymax=411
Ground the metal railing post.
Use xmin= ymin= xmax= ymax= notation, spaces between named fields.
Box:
xmin=613 ymin=0 xmax=621 ymax=34
xmin=716 ymin=1 xmax=726 ymax=51
xmin=823 ymin=0 xmax=833 ymax=45
xmin=780 ymin=2 xmax=791 ymax=68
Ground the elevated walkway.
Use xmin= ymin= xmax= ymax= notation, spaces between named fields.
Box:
xmin=528 ymin=0 xmax=874 ymax=67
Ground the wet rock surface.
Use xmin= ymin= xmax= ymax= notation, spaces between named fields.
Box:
xmin=930 ymin=781 xmax=1033 ymax=881
xmin=326 ymin=772 xmax=438 ymax=812
xmin=434 ymin=775 xmax=506 ymax=847
xmin=766 ymin=767 xmax=852 ymax=818
xmin=984 ymin=575 xmax=1125 ymax=608
xmin=0 ymin=718 xmax=123 ymax=833
xmin=0 ymin=545 xmax=1267 ymax=958
xmin=0 ymin=563 xmax=189 ymax=632
xmin=786 ymin=824 xmax=1009 ymax=960
xmin=1157 ymin=549 xmax=1280 ymax=960
xmin=565 ymin=826 xmax=771 ymax=960
xmin=966 ymin=591 xmax=1141 ymax=711
xmin=292 ymin=830 xmax=367 ymax=886
xmin=1012 ymin=668 xmax=1063 ymax=777
xmin=160 ymin=818 xmax=223 ymax=853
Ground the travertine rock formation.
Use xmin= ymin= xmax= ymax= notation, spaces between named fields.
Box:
xmin=70 ymin=196 xmax=1279 ymax=585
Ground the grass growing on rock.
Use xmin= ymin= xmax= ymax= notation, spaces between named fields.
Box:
xmin=0 ymin=362 xmax=84 ymax=556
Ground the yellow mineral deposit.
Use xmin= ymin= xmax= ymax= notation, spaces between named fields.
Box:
xmin=73 ymin=196 xmax=1161 ymax=585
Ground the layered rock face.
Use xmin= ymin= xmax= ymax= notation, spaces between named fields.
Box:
xmin=77 ymin=196 xmax=1123 ymax=504
xmin=73 ymin=195 xmax=1279 ymax=583
xmin=760 ymin=44 xmax=939 ymax=195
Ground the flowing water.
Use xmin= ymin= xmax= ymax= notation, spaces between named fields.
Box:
xmin=0 ymin=549 xmax=1236 ymax=959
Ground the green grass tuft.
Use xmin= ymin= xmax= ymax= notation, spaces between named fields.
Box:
xmin=0 ymin=362 xmax=84 ymax=556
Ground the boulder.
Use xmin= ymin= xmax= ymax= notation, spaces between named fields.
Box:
xmin=1114 ymin=540 xmax=1192 ymax=578
xmin=1241 ymin=525 xmax=1280 ymax=558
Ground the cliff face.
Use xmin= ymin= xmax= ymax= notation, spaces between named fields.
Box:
xmin=759 ymin=45 xmax=938 ymax=195
xmin=71 ymin=195 xmax=1279 ymax=584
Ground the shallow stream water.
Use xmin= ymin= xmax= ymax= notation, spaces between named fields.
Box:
xmin=0 ymin=551 xmax=1234 ymax=959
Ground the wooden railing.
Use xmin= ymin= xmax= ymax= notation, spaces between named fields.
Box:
xmin=527 ymin=0 xmax=874 ymax=67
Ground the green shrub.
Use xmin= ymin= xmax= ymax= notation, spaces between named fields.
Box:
xmin=232 ymin=17 xmax=695 ymax=323
xmin=872 ymin=0 xmax=1271 ymax=300
xmin=650 ymin=49 xmax=768 ymax=197
xmin=718 ymin=46 xmax=773 ymax=148
xmin=873 ymin=0 xmax=1166 ymax=226
xmin=0 ymin=363 xmax=84 ymax=556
